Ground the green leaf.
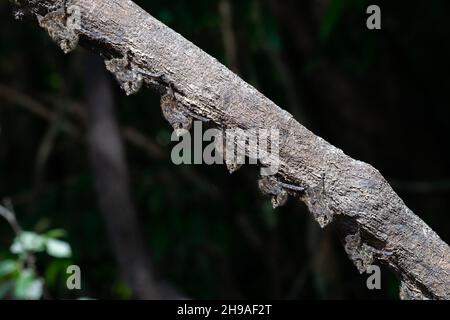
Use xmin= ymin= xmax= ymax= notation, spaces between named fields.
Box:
xmin=24 ymin=278 xmax=44 ymax=300
xmin=10 ymin=232 xmax=46 ymax=255
xmin=0 ymin=260 xmax=17 ymax=277
xmin=45 ymin=229 xmax=67 ymax=239
xmin=46 ymin=239 xmax=72 ymax=258
xmin=14 ymin=269 xmax=43 ymax=300
xmin=44 ymin=259 xmax=71 ymax=287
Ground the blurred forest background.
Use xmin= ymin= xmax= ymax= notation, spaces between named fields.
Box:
xmin=0 ymin=0 xmax=449 ymax=299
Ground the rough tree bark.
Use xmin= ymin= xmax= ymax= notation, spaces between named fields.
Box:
xmin=14 ymin=0 xmax=450 ymax=299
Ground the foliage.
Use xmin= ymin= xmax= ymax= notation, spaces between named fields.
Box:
xmin=0 ymin=226 xmax=72 ymax=299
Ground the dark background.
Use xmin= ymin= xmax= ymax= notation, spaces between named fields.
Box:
xmin=0 ymin=0 xmax=449 ymax=299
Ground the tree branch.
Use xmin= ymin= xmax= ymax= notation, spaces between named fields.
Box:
xmin=15 ymin=0 xmax=450 ymax=299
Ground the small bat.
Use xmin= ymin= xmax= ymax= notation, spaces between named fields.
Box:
xmin=258 ymin=175 xmax=306 ymax=209
xmin=160 ymin=84 xmax=209 ymax=136
xmin=214 ymin=130 xmax=243 ymax=174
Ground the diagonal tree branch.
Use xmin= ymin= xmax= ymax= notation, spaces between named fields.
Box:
xmin=14 ymin=0 xmax=450 ymax=299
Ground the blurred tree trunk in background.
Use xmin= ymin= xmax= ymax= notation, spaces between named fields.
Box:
xmin=83 ymin=52 xmax=168 ymax=299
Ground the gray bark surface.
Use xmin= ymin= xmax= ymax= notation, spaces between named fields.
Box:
xmin=16 ymin=0 xmax=450 ymax=299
